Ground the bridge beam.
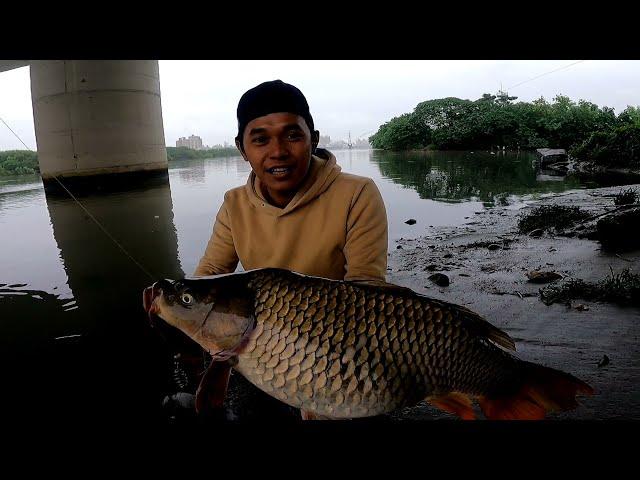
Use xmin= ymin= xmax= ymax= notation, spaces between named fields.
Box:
xmin=30 ymin=60 xmax=168 ymax=193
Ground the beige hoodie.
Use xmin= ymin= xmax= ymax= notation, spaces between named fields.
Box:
xmin=193 ymin=149 xmax=388 ymax=281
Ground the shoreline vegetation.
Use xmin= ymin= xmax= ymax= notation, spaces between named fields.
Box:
xmin=0 ymin=150 xmax=39 ymax=176
xmin=0 ymin=147 xmax=242 ymax=176
xmin=368 ymin=92 xmax=640 ymax=172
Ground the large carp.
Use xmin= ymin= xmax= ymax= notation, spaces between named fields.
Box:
xmin=143 ymin=268 xmax=593 ymax=420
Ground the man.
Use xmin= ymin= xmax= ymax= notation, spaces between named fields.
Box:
xmin=194 ymin=79 xmax=388 ymax=282
xmin=192 ymin=79 xmax=389 ymax=420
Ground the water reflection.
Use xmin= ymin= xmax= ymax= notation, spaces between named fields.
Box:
xmin=177 ymin=159 xmax=207 ymax=185
xmin=1 ymin=178 xmax=185 ymax=424
xmin=44 ymin=181 xmax=183 ymax=317
xmin=370 ymin=150 xmax=583 ymax=206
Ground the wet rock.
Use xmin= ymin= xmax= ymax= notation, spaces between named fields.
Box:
xmin=405 ymin=219 xmax=417 ymax=225
xmin=526 ymin=271 xmax=563 ymax=283
xmin=575 ymin=304 xmax=590 ymax=311
xmin=597 ymin=354 xmax=610 ymax=368
xmin=443 ymin=253 xmax=453 ymax=258
xmin=596 ymin=206 xmax=640 ymax=250
xmin=428 ymin=273 xmax=450 ymax=287
xmin=396 ymin=245 xmax=403 ymax=250
xmin=487 ymin=244 xmax=501 ymax=251
xmin=529 ymin=228 xmax=544 ymax=237
xmin=425 ymin=264 xmax=441 ymax=272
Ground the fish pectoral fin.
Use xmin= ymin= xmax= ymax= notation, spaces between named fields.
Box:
xmin=300 ymin=409 xmax=336 ymax=421
xmin=426 ymin=392 xmax=477 ymax=420
xmin=195 ymin=359 xmax=233 ymax=415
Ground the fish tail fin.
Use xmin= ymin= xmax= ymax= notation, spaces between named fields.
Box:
xmin=478 ymin=362 xmax=594 ymax=420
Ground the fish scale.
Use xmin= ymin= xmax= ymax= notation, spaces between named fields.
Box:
xmin=228 ymin=270 xmax=491 ymax=416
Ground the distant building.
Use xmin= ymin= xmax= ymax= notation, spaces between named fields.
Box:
xmin=176 ymin=135 xmax=204 ymax=150
xmin=354 ymin=138 xmax=370 ymax=149
xmin=325 ymin=138 xmax=370 ymax=150
xmin=318 ymin=135 xmax=331 ymax=147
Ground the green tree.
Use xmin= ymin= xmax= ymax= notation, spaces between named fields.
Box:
xmin=0 ymin=150 xmax=39 ymax=176
xmin=369 ymin=113 xmax=431 ymax=150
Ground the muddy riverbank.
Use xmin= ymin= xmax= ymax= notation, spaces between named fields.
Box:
xmin=386 ymin=184 xmax=640 ymax=420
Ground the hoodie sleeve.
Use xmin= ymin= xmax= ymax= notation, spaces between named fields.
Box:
xmin=344 ymin=178 xmax=388 ymax=282
xmin=193 ymin=196 xmax=239 ymax=277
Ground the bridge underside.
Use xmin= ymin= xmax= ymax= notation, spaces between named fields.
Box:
xmin=1 ymin=60 xmax=168 ymax=194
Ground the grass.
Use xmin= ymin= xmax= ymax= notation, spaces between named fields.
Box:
xmin=540 ymin=268 xmax=640 ymax=307
xmin=517 ymin=204 xmax=591 ymax=234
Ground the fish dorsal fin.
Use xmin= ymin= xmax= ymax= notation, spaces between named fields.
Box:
xmin=348 ymin=278 xmax=415 ymax=294
xmin=453 ymin=304 xmax=516 ymax=351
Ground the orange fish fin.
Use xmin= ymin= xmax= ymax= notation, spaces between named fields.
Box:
xmin=195 ymin=360 xmax=232 ymax=415
xmin=478 ymin=362 xmax=595 ymax=420
xmin=300 ymin=409 xmax=335 ymax=421
xmin=427 ymin=392 xmax=477 ymax=420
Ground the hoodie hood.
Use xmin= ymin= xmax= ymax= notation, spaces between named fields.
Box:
xmin=244 ymin=148 xmax=342 ymax=217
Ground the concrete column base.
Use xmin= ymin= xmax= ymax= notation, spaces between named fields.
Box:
xmin=30 ymin=60 xmax=168 ymax=189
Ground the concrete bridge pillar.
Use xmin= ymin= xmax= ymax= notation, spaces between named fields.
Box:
xmin=30 ymin=60 xmax=168 ymax=193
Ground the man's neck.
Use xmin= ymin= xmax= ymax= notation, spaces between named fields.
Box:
xmin=261 ymin=184 xmax=296 ymax=208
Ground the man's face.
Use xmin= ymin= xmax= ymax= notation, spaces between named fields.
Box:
xmin=237 ymin=112 xmax=318 ymax=200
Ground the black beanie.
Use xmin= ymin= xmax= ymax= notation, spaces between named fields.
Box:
xmin=236 ymin=80 xmax=315 ymax=142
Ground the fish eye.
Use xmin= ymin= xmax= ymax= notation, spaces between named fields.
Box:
xmin=181 ymin=293 xmax=193 ymax=305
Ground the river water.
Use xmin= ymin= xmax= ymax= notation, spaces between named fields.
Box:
xmin=0 ymin=149 xmax=605 ymax=424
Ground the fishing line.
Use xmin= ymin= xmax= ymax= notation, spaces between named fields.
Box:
xmin=0 ymin=114 xmax=157 ymax=281
xmin=504 ymin=60 xmax=586 ymax=92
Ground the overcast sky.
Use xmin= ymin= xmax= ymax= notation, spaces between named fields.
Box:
xmin=1 ymin=60 xmax=639 ymax=150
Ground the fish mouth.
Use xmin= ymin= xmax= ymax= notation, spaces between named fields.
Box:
xmin=143 ymin=282 xmax=167 ymax=329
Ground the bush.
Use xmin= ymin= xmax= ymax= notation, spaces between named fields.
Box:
xmin=517 ymin=204 xmax=591 ymax=234
xmin=570 ymin=124 xmax=640 ymax=168
xmin=541 ymin=268 xmax=640 ymax=306
xmin=613 ymin=188 xmax=639 ymax=206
